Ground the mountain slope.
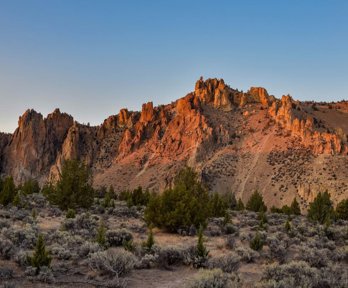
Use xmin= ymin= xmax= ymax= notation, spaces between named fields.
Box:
xmin=1 ymin=78 xmax=347 ymax=209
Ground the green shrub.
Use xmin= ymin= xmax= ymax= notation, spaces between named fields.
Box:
xmin=195 ymin=226 xmax=209 ymax=267
xmin=96 ymin=221 xmax=107 ymax=247
xmin=258 ymin=211 xmax=268 ymax=230
xmin=0 ymin=177 xmax=16 ymax=206
xmin=120 ymin=186 xmax=150 ymax=207
xmin=144 ymin=227 xmax=155 ymax=251
xmin=45 ymin=160 xmax=94 ymax=210
xmin=189 ymin=269 xmax=240 ymax=288
xmin=285 ymin=219 xmax=291 ymax=233
xmin=335 ymin=199 xmax=348 ymax=220
xmin=210 ymin=193 xmax=229 ymax=217
xmin=145 ymin=167 xmax=211 ymax=232
xmin=28 ymin=234 xmax=52 ymax=273
xmin=246 ymin=191 xmax=267 ymax=212
xmin=250 ymin=232 xmax=264 ymax=251
xmin=236 ymin=198 xmax=245 ymax=211
xmin=307 ymin=191 xmax=334 ymax=224
xmin=122 ymin=239 xmax=135 ymax=252
xmin=20 ymin=179 xmax=40 ymax=195
xmin=66 ymin=209 xmax=76 ymax=219
xmin=290 ymin=198 xmax=301 ymax=215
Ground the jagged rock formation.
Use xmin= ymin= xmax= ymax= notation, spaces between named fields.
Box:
xmin=0 ymin=78 xmax=347 ymax=208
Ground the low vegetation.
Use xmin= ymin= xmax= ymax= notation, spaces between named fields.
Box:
xmin=0 ymin=166 xmax=347 ymax=287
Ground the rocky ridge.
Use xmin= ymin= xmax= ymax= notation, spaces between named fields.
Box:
xmin=0 ymin=78 xmax=347 ymax=208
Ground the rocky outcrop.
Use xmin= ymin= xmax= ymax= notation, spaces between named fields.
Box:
xmin=268 ymin=95 xmax=347 ymax=154
xmin=0 ymin=109 xmax=74 ymax=182
xmin=0 ymin=78 xmax=347 ymax=206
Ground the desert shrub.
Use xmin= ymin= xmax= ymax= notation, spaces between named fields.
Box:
xmin=188 ymin=269 xmax=241 ymax=288
xmin=307 ymin=191 xmax=334 ymax=224
xmin=28 ymin=234 xmax=52 ymax=273
xmin=2 ymin=224 xmax=38 ymax=249
xmin=266 ymin=236 xmax=287 ymax=263
xmin=205 ymin=222 xmax=222 ymax=237
xmin=250 ymin=232 xmax=264 ymax=251
xmin=259 ymin=261 xmax=319 ymax=288
xmin=208 ymin=253 xmax=241 ymax=273
xmin=0 ymin=177 xmax=16 ymax=206
xmin=0 ymin=237 xmax=15 ymax=260
xmin=297 ymin=246 xmax=331 ymax=268
xmin=157 ymin=246 xmax=185 ymax=267
xmin=235 ymin=246 xmax=258 ymax=263
xmin=88 ymin=249 xmax=136 ymax=276
xmin=45 ymin=160 xmax=94 ymax=210
xmin=104 ymin=276 xmax=128 ymax=288
xmin=78 ymin=241 xmax=101 ymax=258
xmin=62 ymin=212 xmax=98 ymax=234
xmin=0 ymin=267 xmax=13 ymax=280
xmin=14 ymin=249 xmax=31 ymax=267
xmin=246 ymin=191 xmax=267 ymax=212
xmin=106 ymin=229 xmax=133 ymax=247
xmin=319 ymin=264 xmax=348 ymax=287
xmin=335 ymin=199 xmax=348 ymax=220
xmin=225 ymin=235 xmax=236 ymax=249
xmin=145 ymin=167 xmax=211 ymax=232
xmin=136 ymin=253 xmax=159 ymax=269
xmin=50 ymin=244 xmax=71 ymax=260
xmin=65 ymin=208 xmax=76 ymax=219
xmin=36 ymin=266 xmax=54 ymax=283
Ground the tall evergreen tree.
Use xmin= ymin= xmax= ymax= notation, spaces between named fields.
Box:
xmin=50 ymin=160 xmax=94 ymax=210
xmin=307 ymin=191 xmax=334 ymax=224
xmin=246 ymin=191 xmax=267 ymax=212
xmin=335 ymin=199 xmax=348 ymax=220
xmin=29 ymin=234 xmax=52 ymax=273
xmin=290 ymin=198 xmax=301 ymax=215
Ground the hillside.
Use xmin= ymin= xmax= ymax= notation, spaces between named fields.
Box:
xmin=0 ymin=78 xmax=347 ymax=209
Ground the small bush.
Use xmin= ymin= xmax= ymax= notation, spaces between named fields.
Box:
xmin=65 ymin=208 xmax=76 ymax=219
xmin=157 ymin=246 xmax=185 ymax=267
xmin=208 ymin=253 xmax=241 ymax=273
xmin=88 ymin=249 xmax=136 ymax=276
xmin=235 ymin=246 xmax=258 ymax=263
xmin=260 ymin=261 xmax=319 ymax=288
xmin=106 ymin=229 xmax=133 ymax=247
xmin=0 ymin=237 xmax=15 ymax=260
xmin=188 ymin=269 xmax=241 ymax=288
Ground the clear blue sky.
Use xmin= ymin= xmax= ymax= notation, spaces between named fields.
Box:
xmin=0 ymin=0 xmax=347 ymax=133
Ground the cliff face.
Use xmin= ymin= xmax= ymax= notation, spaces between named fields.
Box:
xmin=1 ymin=109 xmax=74 ymax=183
xmin=1 ymin=78 xmax=347 ymax=207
